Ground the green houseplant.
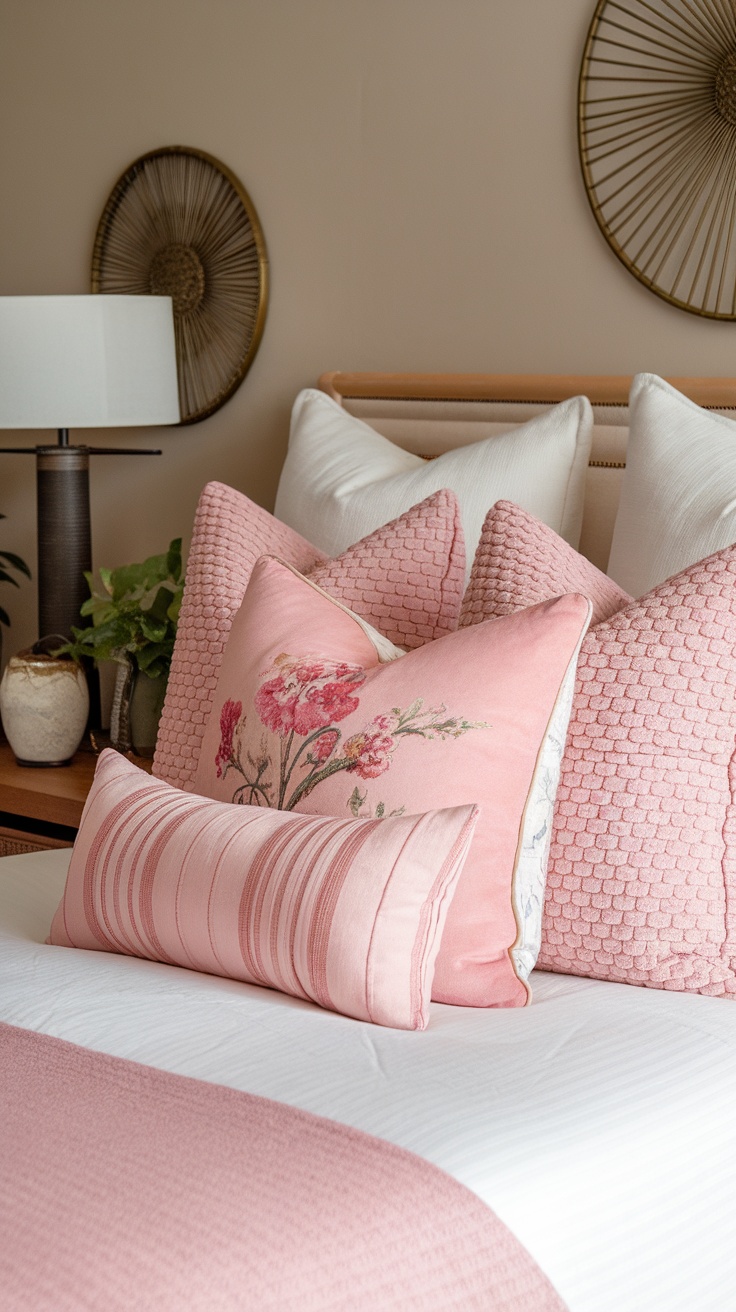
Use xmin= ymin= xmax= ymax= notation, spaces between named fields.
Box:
xmin=61 ymin=539 xmax=184 ymax=755
xmin=0 ymin=514 xmax=32 ymax=635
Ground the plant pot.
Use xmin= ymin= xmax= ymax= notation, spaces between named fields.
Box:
xmin=129 ymin=670 xmax=167 ymax=758
xmin=109 ymin=659 xmax=167 ymax=758
xmin=0 ymin=649 xmax=89 ymax=766
xmin=109 ymin=659 xmax=135 ymax=754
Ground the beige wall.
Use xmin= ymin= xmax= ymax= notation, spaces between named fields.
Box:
xmin=1 ymin=0 xmax=735 ymax=658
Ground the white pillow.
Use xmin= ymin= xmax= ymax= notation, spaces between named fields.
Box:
xmin=275 ymin=388 xmax=593 ymax=572
xmin=608 ymin=374 xmax=736 ymax=597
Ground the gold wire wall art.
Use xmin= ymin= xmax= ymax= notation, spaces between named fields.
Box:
xmin=92 ymin=147 xmax=269 ymax=423
xmin=579 ymin=0 xmax=736 ymax=318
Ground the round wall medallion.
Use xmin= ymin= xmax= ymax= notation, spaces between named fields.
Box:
xmin=92 ymin=146 xmax=269 ymax=423
xmin=579 ymin=1 xmax=736 ymax=318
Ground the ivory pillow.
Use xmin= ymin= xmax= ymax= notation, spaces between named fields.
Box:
xmin=154 ymin=482 xmax=465 ymax=791
xmin=275 ymin=388 xmax=593 ymax=571
xmin=192 ymin=555 xmax=591 ymax=1009
xmin=608 ymin=373 xmax=736 ymax=596
xmin=48 ymin=750 xmax=478 ymax=1031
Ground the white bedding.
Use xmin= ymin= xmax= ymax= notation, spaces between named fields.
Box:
xmin=3 ymin=849 xmax=736 ymax=1312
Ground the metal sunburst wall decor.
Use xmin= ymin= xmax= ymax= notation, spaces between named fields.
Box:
xmin=579 ymin=0 xmax=736 ymax=318
xmin=92 ymin=147 xmax=268 ymax=423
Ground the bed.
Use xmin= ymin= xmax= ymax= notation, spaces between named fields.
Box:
xmin=3 ymin=372 xmax=736 ymax=1312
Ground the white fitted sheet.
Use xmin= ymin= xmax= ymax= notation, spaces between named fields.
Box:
xmin=2 ymin=849 xmax=736 ymax=1312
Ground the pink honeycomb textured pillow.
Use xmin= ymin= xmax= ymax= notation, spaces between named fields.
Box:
xmin=48 ymin=750 xmax=478 ymax=1030
xmin=461 ymin=501 xmax=632 ymax=627
xmin=461 ymin=503 xmax=736 ymax=997
xmin=154 ymin=483 xmax=465 ymax=791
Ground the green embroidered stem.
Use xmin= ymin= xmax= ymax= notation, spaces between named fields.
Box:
xmin=279 ymin=726 xmax=341 ymax=806
xmin=284 ymin=756 xmax=354 ymax=811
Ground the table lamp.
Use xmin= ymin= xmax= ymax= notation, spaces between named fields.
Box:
xmin=0 ymin=295 xmax=180 ymax=643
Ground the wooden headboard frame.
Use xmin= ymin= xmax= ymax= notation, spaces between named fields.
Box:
xmin=317 ymin=371 xmax=736 ymax=572
xmin=318 ymin=371 xmax=736 ymax=409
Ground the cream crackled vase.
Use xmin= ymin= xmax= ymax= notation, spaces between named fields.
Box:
xmin=0 ymin=649 xmax=89 ymax=766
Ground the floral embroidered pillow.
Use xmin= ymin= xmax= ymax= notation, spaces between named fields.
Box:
xmin=193 ymin=556 xmax=591 ymax=1009
xmin=155 ymin=482 xmax=465 ymax=792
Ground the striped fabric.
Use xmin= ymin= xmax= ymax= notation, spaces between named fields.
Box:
xmin=48 ymin=751 xmax=478 ymax=1030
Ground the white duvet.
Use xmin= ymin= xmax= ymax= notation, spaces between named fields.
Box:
xmin=2 ymin=850 xmax=736 ymax=1312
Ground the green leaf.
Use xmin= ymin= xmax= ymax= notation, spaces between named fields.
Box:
xmin=166 ymin=538 xmax=182 ymax=581
xmin=0 ymin=605 xmax=9 ymax=627
xmin=0 ymin=551 xmax=31 ymax=578
xmin=144 ymin=583 xmax=175 ymax=624
xmin=347 ymin=785 xmax=365 ymax=817
xmin=98 ymin=567 xmax=114 ymax=596
xmin=63 ymin=538 xmax=185 ymax=677
xmin=137 ymin=642 xmax=168 ymax=678
xmin=139 ymin=615 xmax=167 ymax=643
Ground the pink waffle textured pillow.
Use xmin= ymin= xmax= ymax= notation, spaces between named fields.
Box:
xmin=461 ymin=503 xmax=736 ymax=997
xmin=461 ymin=501 xmax=632 ymax=627
xmin=192 ymin=555 xmax=591 ymax=1009
xmin=48 ymin=750 xmax=478 ymax=1030
xmin=154 ymin=483 xmax=465 ymax=791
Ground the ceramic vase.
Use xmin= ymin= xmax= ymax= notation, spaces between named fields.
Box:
xmin=0 ymin=650 xmax=89 ymax=766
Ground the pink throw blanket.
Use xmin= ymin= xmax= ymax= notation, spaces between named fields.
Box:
xmin=0 ymin=1023 xmax=566 ymax=1310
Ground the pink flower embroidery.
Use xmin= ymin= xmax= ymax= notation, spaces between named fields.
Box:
xmin=311 ymin=728 xmax=339 ymax=763
xmin=255 ymin=680 xmax=298 ymax=737
xmin=215 ymin=698 xmax=242 ymax=778
xmin=217 ymin=656 xmax=487 ymax=812
xmin=254 ymin=656 xmax=365 ymax=737
xmin=343 ymin=715 xmax=395 ymax=779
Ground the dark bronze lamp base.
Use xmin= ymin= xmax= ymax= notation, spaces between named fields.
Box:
xmin=0 ymin=428 xmax=161 ymax=731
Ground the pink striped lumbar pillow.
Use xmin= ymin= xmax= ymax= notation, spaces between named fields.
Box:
xmin=48 ymin=750 xmax=478 ymax=1030
xmin=154 ymin=482 xmax=465 ymax=792
xmin=192 ymin=555 xmax=592 ymax=1009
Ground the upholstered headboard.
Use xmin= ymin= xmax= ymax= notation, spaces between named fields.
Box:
xmin=318 ymin=372 xmax=736 ymax=572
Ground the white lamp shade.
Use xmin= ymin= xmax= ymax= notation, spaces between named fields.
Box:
xmin=0 ymin=295 xmax=180 ymax=428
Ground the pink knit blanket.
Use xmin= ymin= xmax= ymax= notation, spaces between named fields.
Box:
xmin=0 ymin=1022 xmax=566 ymax=1311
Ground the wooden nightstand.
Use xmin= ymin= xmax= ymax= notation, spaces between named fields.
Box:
xmin=0 ymin=742 xmax=99 ymax=855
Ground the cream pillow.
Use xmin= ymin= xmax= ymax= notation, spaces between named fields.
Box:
xmin=275 ymin=388 xmax=593 ymax=571
xmin=608 ymin=373 xmax=736 ymax=596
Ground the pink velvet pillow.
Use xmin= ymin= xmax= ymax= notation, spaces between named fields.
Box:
xmin=48 ymin=750 xmax=478 ymax=1030
xmin=192 ymin=556 xmax=591 ymax=1008
xmin=155 ymin=483 xmax=465 ymax=791
xmin=461 ymin=500 xmax=632 ymax=627
xmin=462 ymin=503 xmax=736 ymax=997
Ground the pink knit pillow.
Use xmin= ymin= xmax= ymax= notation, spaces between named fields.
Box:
xmin=461 ymin=503 xmax=736 ymax=996
xmin=192 ymin=556 xmax=591 ymax=1009
xmin=48 ymin=750 xmax=478 ymax=1030
xmin=154 ymin=483 xmax=465 ymax=791
xmin=461 ymin=500 xmax=632 ymax=627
